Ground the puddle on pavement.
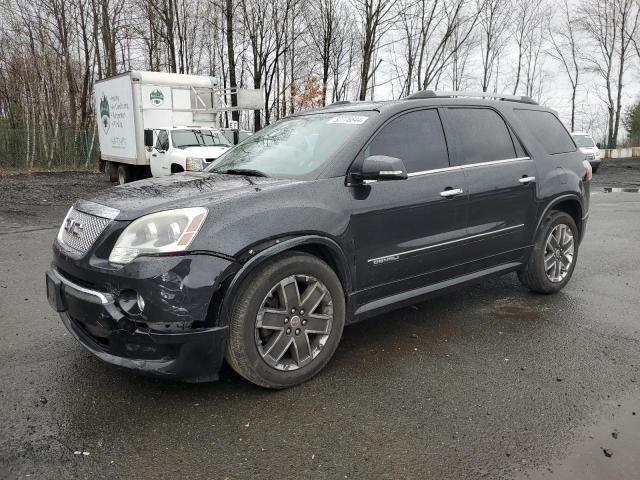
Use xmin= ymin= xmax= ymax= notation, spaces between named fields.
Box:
xmin=518 ymin=392 xmax=640 ymax=479
xmin=483 ymin=298 xmax=548 ymax=321
xmin=603 ymin=187 xmax=640 ymax=193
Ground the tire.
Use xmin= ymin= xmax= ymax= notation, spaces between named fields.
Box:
xmin=518 ymin=210 xmax=579 ymax=294
xmin=117 ymin=164 xmax=132 ymax=185
xmin=225 ymin=252 xmax=346 ymax=389
xmin=107 ymin=162 xmax=118 ymax=182
xmin=171 ymin=164 xmax=184 ymax=174
xmin=591 ymin=163 xmax=600 ymax=174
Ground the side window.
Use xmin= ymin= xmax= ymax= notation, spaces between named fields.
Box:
xmin=514 ymin=109 xmax=576 ymax=155
xmin=365 ymin=109 xmax=449 ymax=173
xmin=447 ymin=108 xmax=517 ymax=166
xmin=156 ymin=130 xmax=169 ymax=151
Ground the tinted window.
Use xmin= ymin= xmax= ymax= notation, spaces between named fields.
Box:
xmin=156 ymin=130 xmax=169 ymax=151
xmin=447 ymin=108 xmax=517 ymax=166
xmin=364 ymin=109 xmax=449 ymax=173
xmin=515 ymin=109 xmax=576 ymax=155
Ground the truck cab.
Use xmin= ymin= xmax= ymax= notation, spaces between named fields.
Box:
xmin=147 ymin=127 xmax=232 ymax=177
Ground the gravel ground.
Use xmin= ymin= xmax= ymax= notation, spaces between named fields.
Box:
xmin=591 ymin=157 xmax=640 ymax=189
xmin=0 ymin=172 xmax=111 ymax=235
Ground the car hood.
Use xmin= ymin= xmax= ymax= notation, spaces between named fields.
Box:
xmin=180 ymin=145 xmax=231 ymax=159
xmin=77 ymin=172 xmax=300 ymax=221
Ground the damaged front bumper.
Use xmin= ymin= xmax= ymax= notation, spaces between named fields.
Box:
xmin=46 ymin=251 xmax=236 ymax=382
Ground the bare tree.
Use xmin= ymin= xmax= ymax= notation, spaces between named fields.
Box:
xmin=548 ymin=0 xmax=582 ymax=131
xmin=581 ymin=0 xmax=640 ymax=148
xmin=477 ymin=0 xmax=511 ymax=92
xmin=352 ymin=0 xmax=396 ymax=101
xmin=511 ymin=0 xmax=549 ymax=95
xmin=305 ymin=0 xmax=340 ymax=106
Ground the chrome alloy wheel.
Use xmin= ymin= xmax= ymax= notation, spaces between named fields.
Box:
xmin=544 ymin=223 xmax=575 ymax=283
xmin=255 ymin=275 xmax=333 ymax=371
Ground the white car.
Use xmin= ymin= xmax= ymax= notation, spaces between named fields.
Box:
xmin=571 ymin=132 xmax=601 ymax=173
xmin=149 ymin=127 xmax=232 ymax=177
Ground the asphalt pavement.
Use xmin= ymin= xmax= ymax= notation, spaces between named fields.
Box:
xmin=1 ymin=164 xmax=640 ymax=479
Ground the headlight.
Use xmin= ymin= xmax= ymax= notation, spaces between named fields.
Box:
xmin=185 ymin=157 xmax=205 ymax=171
xmin=109 ymin=208 xmax=208 ymax=264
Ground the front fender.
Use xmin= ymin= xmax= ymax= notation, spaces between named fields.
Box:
xmin=217 ymin=235 xmax=352 ymax=327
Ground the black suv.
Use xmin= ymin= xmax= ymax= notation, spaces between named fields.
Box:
xmin=46 ymin=91 xmax=591 ymax=388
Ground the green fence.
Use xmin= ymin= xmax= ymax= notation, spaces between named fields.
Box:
xmin=0 ymin=127 xmax=100 ymax=170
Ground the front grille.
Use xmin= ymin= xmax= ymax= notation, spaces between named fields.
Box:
xmin=584 ymin=153 xmax=595 ymax=161
xmin=58 ymin=207 xmax=111 ymax=257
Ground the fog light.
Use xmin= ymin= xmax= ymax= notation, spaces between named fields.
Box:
xmin=137 ymin=293 xmax=146 ymax=312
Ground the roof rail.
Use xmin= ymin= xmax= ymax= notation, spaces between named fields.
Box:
xmin=406 ymin=90 xmax=538 ymax=105
xmin=329 ymin=100 xmax=351 ymax=106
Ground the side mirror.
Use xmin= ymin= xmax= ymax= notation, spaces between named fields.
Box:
xmin=354 ymin=155 xmax=408 ymax=182
xmin=144 ymin=129 xmax=154 ymax=148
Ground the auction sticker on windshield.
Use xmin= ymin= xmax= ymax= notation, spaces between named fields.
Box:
xmin=328 ymin=115 xmax=368 ymax=125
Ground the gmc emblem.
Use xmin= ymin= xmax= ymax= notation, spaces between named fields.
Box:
xmin=64 ymin=218 xmax=84 ymax=237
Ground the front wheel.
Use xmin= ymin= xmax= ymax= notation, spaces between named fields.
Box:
xmin=518 ymin=211 xmax=579 ymax=294
xmin=225 ymin=252 xmax=345 ymax=389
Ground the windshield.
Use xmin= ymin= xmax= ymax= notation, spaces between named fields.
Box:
xmin=571 ymin=134 xmax=596 ymax=148
xmin=171 ymin=129 xmax=231 ymax=148
xmin=205 ymin=112 xmax=373 ymax=178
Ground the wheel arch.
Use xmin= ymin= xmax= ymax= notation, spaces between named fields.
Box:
xmin=536 ymin=194 xmax=584 ymax=241
xmin=217 ymin=235 xmax=352 ymax=327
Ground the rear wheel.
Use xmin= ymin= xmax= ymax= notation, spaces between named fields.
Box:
xmin=117 ymin=164 xmax=132 ymax=185
xmin=107 ymin=162 xmax=118 ymax=182
xmin=225 ymin=252 xmax=345 ymax=389
xmin=518 ymin=210 xmax=579 ymax=293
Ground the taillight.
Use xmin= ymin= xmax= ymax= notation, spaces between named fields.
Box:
xmin=583 ymin=160 xmax=592 ymax=181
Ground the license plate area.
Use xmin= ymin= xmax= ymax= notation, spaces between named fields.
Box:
xmin=45 ymin=271 xmax=66 ymax=312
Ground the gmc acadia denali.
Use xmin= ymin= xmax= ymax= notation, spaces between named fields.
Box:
xmin=46 ymin=91 xmax=591 ymax=388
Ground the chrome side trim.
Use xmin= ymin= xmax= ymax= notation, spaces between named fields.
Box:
xmin=53 ymin=268 xmax=111 ymax=305
xmin=407 ymin=157 xmax=531 ymax=178
xmin=367 ymin=224 xmax=525 ymax=264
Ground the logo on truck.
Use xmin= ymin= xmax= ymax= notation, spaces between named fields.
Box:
xmin=150 ymin=89 xmax=165 ymax=106
xmin=100 ymin=94 xmax=110 ymax=133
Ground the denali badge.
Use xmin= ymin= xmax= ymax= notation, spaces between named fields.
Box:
xmin=372 ymin=255 xmax=399 ymax=265
xmin=64 ymin=218 xmax=84 ymax=237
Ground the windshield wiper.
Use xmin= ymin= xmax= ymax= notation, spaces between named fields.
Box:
xmin=217 ymin=168 xmax=269 ymax=177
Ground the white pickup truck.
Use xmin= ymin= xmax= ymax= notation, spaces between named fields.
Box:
xmin=95 ymin=71 xmax=232 ymax=184
xmin=148 ymin=126 xmax=231 ymax=178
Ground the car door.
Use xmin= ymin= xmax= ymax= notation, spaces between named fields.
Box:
xmin=443 ymin=107 xmax=537 ymax=270
xmin=151 ymin=129 xmax=170 ymax=176
xmin=349 ymin=108 xmax=469 ymax=304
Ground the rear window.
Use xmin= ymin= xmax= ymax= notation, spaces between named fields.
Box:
xmin=515 ymin=109 xmax=576 ymax=155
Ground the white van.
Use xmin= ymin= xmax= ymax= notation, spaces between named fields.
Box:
xmin=571 ymin=132 xmax=601 ymax=173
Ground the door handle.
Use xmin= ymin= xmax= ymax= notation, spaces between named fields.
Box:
xmin=152 ymin=154 xmax=157 ymax=157
xmin=519 ymin=176 xmax=535 ymax=184
xmin=440 ymin=188 xmax=464 ymax=198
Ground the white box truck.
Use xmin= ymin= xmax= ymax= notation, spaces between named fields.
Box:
xmin=95 ymin=71 xmax=232 ymax=184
